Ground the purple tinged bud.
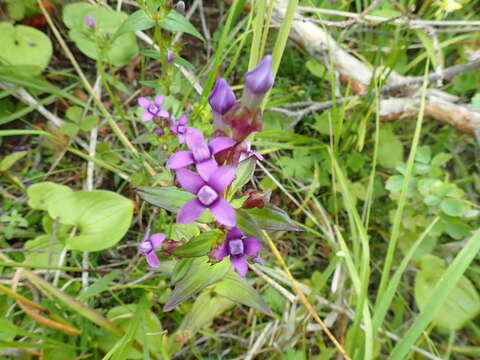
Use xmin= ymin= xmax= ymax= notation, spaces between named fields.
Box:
xmin=176 ymin=1 xmax=186 ymax=14
xmin=155 ymin=128 xmax=164 ymax=136
xmin=245 ymin=55 xmax=274 ymax=94
xmin=84 ymin=13 xmax=96 ymax=28
xmin=208 ymin=78 xmax=237 ymax=116
xmin=166 ymin=49 xmax=174 ymax=64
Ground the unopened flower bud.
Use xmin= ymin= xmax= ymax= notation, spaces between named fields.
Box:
xmin=242 ymin=189 xmax=271 ymax=209
xmin=166 ymin=0 xmax=173 ymax=10
xmin=84 ymin=13 xmax=96 ymax=28
xmin=208 ymin=78 xmax=236 ymax=116
xmin=242 ymin=55 xmax=274 ymax=110
xmin=166 ymin=49 xmax=174 ymax=63
xmin=176 ymin=1 xmax=186 ymax=14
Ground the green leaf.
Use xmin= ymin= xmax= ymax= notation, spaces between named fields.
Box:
xmin=159 ymin=11 xmax=204 ymax=41
xmin=430 ymin=152 xmax=452 ymax=167
xmin=378 ymin=126 xmax=403 ymax=169
xmin=440 ymin=198 xmax=466 ymax=217
xmin=0 ymin=23 xmax=52 ymax=75
xmin=0 ymin=151 xmax=27 ymax=171
xmin=63 ymin=2 xmax=138 ymax=66
xmin=23 ymin=235 xmax=64 ymax=267
xmin=415 ymin=146 xmax=432 ymax=164
xmin=115 ymin=10 xmax=156 ymax=38
xmin=472 ymin=93 xmax=480 ymax=111
xmin=27 ymin=182 xmax=133 ymax=252
xmin=137 ymin=186 xmax=212 ymax=222
xmin=414 ymin=255 xmax=480 ymax=330
xmin=79 ymin=115 xmax=99 ymax=131
xmin=27 ymin=182 xmax=73 ymax=211
xmin=245 ymin=204 xmax=302 ymax=232
xmin=442 ymin=216 xmax=471 ymax=240
xmin=177 ymin=291 xmax=233 ymax=339
xmin=172 ymin=230 xmax=222 ymax=258
xmin=230 ymin=157 xmax=256 ymax=193
xmin=6 ymin=0 xmax=25 ymax=20
xmin=164 ymin=257 xmax=230 ymax=311
xmin=214 ymin=272 xmax=272 ymax=315
xmin=79 ymin=271 xmax=121 ymax=301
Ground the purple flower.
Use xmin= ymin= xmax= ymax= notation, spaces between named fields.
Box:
xmin=214 ymin=227 xmax=261 ymax=276
xmin=138 ymin=233 xmax=166 ymax=267
xmin=166 ymin=49 xmax=174 ymax=63
xmin=175 ymin=166 xmax=237 ymax=226
xmin=245 ymin=55 xmax=274 ymax=95
xmin=176 ymin=1 xmax=186 ymax=14
xmin=209 ymin=78 xmax=237 ymax=116
xmin=241 ymin=55 xmax=274 ymax=110
xmin=84 ymin=13 xmax=96 ymax=28
xmin=170 ymin=114 xmax=190 ymax=144
xmin=167 ymin=127 xmax=235 ymax=181
xmin=138 ymin=95 xmax=170 ymax=122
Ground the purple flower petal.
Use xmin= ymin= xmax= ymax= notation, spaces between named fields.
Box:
xmin=196 ymin=158 xmax=218 ymax=182
xmin=150 ymin=233 xmax=166 ymax=248
xmin=177 ymin=198 xmax=206 ymax=223
xmin=210 ymin=198 xmax=236 ymax=227
xmin=157 ymin=109 xmax=170 ymax=118
xmin=146 ymin=252 xmax=161 ymax=267
xmin=185 ymin=127 xmax=205 ymax=149
xmin=176 ymin=168 xmax=205 ymax=194
xmin=178 ymin=133 xmax=186 ymax=144
xmin=245 ymin=55 xmax=274 ymax=94
xmin=141 ymin=112 xmax=154 ymax=122
xmin=214 ymin=241 xmax=229 ymax=260
xmin=244 ymin=237 xmax=261 ymax=256
xmin=227 ymin=227 xmax=244 ymax=241
xmin=230 ymin=256 xmax=248 ymax=277
xmin=138 ymin=97 xmax=150 ymax=109
xmin=167 ymin=151 xmax=195 ymax=169
xmin=208 ymin=136 xmax=236 ymax=155
xmin=208 ymin=165 xmax=236 ymax=193
xmin=178 ymin=114 xmax=188 ymax=125
xmin=154 ymin=95 xmax=165 ymax=107
xmin=208 ymin=78 xmax=237 ymax=115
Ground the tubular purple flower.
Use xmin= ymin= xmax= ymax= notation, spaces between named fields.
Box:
xmin=214 ymin=227 xmax=261 ymax=276
xmin=209 ymin=78 xmax=237 ymax=115
xmin=84 ymin=13 xmax=96 ymax=28
xmin=166 ymin=49 xmax=174 ymax=64
xmin=241 ymin=55 xmax=274 ymax=110
xmin=138 ymin=233 xmax=166 ymax=267
xmin=175 ymin=166 xmax=237 ymax=227
xmin=239 ymin=141 xmax=264 ymax=162
xmin=167 ymin=127 xmax=235 ymax=180
xmin=176 ymin=1 xmax=186 ymax=14
xmin=137 ymin=95 xmax=170 ymax=122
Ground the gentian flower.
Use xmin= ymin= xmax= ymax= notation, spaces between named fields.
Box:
xmin=175 ymin=166 xmax=236 ymax=226
xmin=176 ymin=1 xmax=186 ymax=14
xmin=138 ymin=233 xmax=166 ymax=267
xmin=241 ymin=55 xmax=274 ymax=110
xmin=170 ymin=114 xmax=190 ymax=144
xmin=138 ymin=95 xmax=170 ymax=122
xmin=84 ymin=14 xmax=96 ymax=28
xmin=214 ymin=227 xmax=261 ymax=276
xmin=209 ymin=78 xmax=237 ymax=132
xmin=167 ymin=127 xmax=235 ymax=181
xmin=166 ymin=49 xmax=174 ymax=63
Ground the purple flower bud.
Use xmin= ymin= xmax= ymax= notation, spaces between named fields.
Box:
xmin=84 ymin=13 xmax=96 ymax=28
xmin=208 ymin=78 xmax=237 ymax=116
xmin=166 ymin=49 xmax=174 ymax=64
xmin=242 ymin=189 xmax=271 ymax=209
xmin=176 ymin=1 xmax=186 ymax=14
xmin=245 ymin=55 xmax=274 ymax=94
xmin=155 ymin=128 xmax=164 ymax=136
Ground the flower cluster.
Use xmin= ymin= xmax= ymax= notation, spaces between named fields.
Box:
xmin=137 ymin=56 xmax=274 ymax=276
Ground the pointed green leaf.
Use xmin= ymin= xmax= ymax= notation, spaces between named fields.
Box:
xmin=245 ymin=204 xmax=302 ymax=232
xmin=172 ymin=230 xmax=222 ymax=258
xmin=158 ymin=11 xmax=204 ymax=41
xmin=214 ymin=272 xmax=272 ymax=315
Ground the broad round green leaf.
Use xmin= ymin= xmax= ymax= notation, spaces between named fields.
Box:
xmin=0 ymin=23 xmax=52 ymax=75
xmin=27 ymin=182 xmax=73 ymax=211
xmin=414 ymin=255 xmax=480 ymax=330
xmin=62 ymin=2 xmax=138 ymax=66
xmin=440 ymin=198 xmax=466 ymax=217
xmin=48 ymin=190 xmax=134 ymax=251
